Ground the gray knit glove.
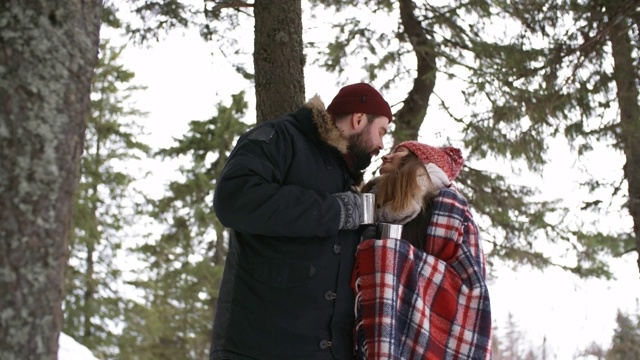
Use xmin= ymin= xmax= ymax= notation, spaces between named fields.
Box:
xmin=333 ymin=192 xmax=363 ymax=230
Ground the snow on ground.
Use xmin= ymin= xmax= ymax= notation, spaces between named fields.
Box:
xmin=58 ymin=333 xmax=99 ymax=360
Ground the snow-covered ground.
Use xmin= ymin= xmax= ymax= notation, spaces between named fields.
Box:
xmin=58 ymin=333 xmax=99 ymax=360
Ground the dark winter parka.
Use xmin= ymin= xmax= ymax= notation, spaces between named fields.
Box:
xmin=210 ymin=96 xmax=362 ymax=360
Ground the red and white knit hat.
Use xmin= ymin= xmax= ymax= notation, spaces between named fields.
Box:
xmin=395 ymin=141 xmax=464 ymax=180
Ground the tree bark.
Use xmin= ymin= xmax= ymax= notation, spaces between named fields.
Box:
xmin=254 ymin=0 xmax=305 ymax=124
xmin=606 ymin=0 xmax=640 ymax=274
xmin=0 ymin=1 xmax=102 ymax=358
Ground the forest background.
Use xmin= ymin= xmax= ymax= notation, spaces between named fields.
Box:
xmin=1 ymin=0 xmax=640 ymax=359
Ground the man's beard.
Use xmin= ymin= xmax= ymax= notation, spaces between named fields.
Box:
xmin=347 ymin=127 xmax=374 ymax=171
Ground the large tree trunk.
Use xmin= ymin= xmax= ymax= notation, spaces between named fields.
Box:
xmin=606 ymin=0 xmax=640 ymax=274
xmin=254 ymin=0 xmax=305 ymax=124
xmin=0 ymin=1 xmax=102 ymax=358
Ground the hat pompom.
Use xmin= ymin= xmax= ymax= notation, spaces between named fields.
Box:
xmin=440 ymin=146 xmax=464 ymax=180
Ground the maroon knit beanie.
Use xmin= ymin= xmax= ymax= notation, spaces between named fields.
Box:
xmin=327 ymin=83 xmax=393 ymax=122
xmin=396 ymin=141 xmax=465 ymax=180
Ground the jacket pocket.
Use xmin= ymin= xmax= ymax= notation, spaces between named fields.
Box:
xmin=251 ymin=257 xmax=317 ymax=288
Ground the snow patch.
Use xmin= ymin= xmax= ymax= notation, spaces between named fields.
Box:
xmin=58 ymin=333 xmax=99 ymax=360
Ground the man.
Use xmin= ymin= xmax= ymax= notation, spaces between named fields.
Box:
xmin=210 ymin=83 xmax=393 ymax=360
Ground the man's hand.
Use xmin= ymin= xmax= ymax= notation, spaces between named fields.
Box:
xmin=333 ymin=192 xmax=363 ymax=230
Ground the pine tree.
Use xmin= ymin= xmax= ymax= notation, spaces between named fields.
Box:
xmin=118 ymin=93 xmax=249 ymax=359
xmin=606 ymin=310 xmax=640 ymax=360
xmin=63 ymin=38 xmax=150 ymax=359
xmin=492 ymin=313 xmax=552 ymax=360
xmin=461 ymin=0 xmax=640 ymax=275
xmin=579 ymin=341 xmax=606 ymax=359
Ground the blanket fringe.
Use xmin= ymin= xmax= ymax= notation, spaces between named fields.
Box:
xmin=353 ymin=274 xmax=369 ymax=359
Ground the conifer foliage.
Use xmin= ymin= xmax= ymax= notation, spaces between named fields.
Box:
xmin=607 ymin=310 xmax=640 ymax=360
xmin=461 ymin=0 xmax=640 ymax=275
xmin=63 ymin=38 xmax=151 ymax=359
xmin=117 ymin=93 xmax=249 ymax=359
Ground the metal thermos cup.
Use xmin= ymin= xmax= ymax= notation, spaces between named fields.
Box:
xmin=376 ymin=222 xmax=403 ymax=239
xmin=359 ymin=193 xmax=375 ymax=225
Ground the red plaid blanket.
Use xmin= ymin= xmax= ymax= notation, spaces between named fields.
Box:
xmin=352 ymin=188 xmax=492 ymax=359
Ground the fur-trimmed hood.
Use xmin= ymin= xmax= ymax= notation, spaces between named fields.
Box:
xmin=304 ymin=95 xmax=350 ymax=154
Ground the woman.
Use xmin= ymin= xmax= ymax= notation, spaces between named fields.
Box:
xmin=361 ymin=141 xmax=463 ymax=249
xmin=352 ymin=141 xmax=492 ymax=360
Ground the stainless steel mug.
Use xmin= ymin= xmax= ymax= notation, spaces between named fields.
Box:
xmin=376 ymin=222 xmax=403 ymax=239
xmin=359 ymin=193 xmax=375 ymax=225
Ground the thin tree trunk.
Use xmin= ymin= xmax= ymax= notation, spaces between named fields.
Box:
xmin=254 ymin=0 xmax=305 ymax=123
xmin=606 ymin=1 xmax=640 ymax=274
xmin=83 ymin=134 xmax=101 ymax=342
xmin=0 ymin=1 xmax=102 ymax=358
xmin=394 ymin=0 xmax=437 ymax=145
xmin=83 ymin=231 xmax=96 ymax=340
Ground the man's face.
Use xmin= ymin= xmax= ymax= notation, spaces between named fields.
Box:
xmin=348 ymin=115 xmax=388 ymax=170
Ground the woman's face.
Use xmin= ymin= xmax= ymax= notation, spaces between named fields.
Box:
xmin=380 ymin=146 xmax=411 ymax=174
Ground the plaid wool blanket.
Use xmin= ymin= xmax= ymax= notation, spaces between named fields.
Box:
xmin=352 ymin=188 xmax=492 ymax=360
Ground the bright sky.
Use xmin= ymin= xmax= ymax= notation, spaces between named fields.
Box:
xmin=113 ymin=11 xmax=640 ymax=360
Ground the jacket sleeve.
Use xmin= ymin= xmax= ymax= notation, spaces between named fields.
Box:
xmin=213 ymin=123 xmax=342 ymax=238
